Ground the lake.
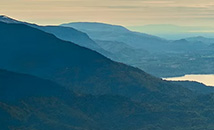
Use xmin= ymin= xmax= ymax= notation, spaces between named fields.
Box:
xmin=163 ymin=74 xmax=214 ymax=86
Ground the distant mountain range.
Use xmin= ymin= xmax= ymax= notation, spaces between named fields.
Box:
xmin=60 ymin=22 xmax=214 ymax=77
xmin=127 ymin=24 xmax=214 ymax=40
xmin=61 ymin=22 xmax=210 ymax=53
xmin=61 ymin=22 xmax=169 ymax=52
xmin=185 ymin=36 xmax=214 ymax=45
xmin=2 ymin=15 xmax=214 ymax=77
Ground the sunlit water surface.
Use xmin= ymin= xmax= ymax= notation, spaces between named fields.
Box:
xmin=163 ymin=74 xmax=214 ymax=86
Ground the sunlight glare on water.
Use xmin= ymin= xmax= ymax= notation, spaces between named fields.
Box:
xmin=163 ymin=75 xmax=214 ymax=86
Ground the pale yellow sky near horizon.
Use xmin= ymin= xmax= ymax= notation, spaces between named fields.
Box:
xmin=1 ymin=0 xmax=214 ymax=26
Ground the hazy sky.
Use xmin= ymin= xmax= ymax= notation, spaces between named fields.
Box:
xmin=1 ymin=0 xmax=214 ymax=26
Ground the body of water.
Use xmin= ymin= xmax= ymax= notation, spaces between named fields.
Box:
xmin=163 ymin=74 xmax=214 ymax=86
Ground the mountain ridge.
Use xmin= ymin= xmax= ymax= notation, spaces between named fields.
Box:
xmin=0 ymin=15 xmax=106 ymax=52
xmin=0 ymin=21 xmax=192 ymax=103
xmin=61 ymin=22 xmax=168 ymax=52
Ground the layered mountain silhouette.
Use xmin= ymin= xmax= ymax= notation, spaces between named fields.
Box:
xmin=2 ymin=16 xmax=212 ymax=77
xmin=61 ymin=22 xmax=209 ymax=52
xmin=61 ymin=22 xmax=169 ymax=52
xmin=0 ymin=15 xmax=108 ymax=53
xmin=0 ymin=21 xmax=191 ymax=102
xmin=169 ymin=39 xmax=207 ymax=52
xmin=61 ymin=22 xmax=212 ymax=77
xmin=1 ymin=17 xmax=214 ymax=129
xmin=94 ymin=40 xmax=150 ymax=62
xmin=127 ymin=24 xmax=214 ymax=39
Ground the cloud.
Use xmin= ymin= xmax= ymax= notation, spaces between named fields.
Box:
xmin=0 ymin=0 xmax=214 ymax=26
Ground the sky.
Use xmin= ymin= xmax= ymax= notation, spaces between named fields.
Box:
xmin=1 ymin=0 xmax=214 ymax=26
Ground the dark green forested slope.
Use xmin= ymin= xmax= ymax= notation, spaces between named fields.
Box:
xmin=2 ymin=69 xmax=214 ymax=130
xmin=171 ymin=81 xmax=214 ymax=94
xmin=0 ymin=69 xmax=144 ymax=130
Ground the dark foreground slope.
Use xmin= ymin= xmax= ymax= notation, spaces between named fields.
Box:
xmin=0 ymin=21 xmax=190 ymax=103
xmin=2 ymin=69 xmax=214 ymax=130
xmin=0 ymin=69 xmax=146 ymax=130
xmin=171 ymin=81 xmax=214 ymax=94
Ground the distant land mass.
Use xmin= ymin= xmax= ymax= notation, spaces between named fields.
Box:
xmin=61 ymin=22 xmax=214 ymax=77
xmin=127 ymin=24 xmax=214 ymax=40
xmin=2 ymin=15 xmax=214 ymax=77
